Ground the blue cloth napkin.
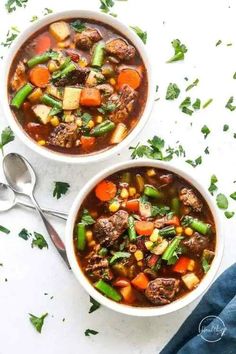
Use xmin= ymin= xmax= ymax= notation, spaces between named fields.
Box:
xmin=160 ymin=262 xmax=236 ymax=354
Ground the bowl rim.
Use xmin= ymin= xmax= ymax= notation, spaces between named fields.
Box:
xmin=1 ymin=9 xmax=155 ymax=164
xmin=65 ymin=159 xmax=224 ymax=317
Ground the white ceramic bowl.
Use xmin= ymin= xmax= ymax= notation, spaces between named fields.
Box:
xmin=65 ymin=159 xmax=224 ymax=317
xmin=1 ymin=10 xmax=155 ymax=164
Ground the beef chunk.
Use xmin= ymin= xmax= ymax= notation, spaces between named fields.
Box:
xmin=85 ymin=254 xmax=113 ymax=281
xmin=75 ymin=28 xmax=102 ymax=49
xmin=179 ymin=188 xmax=203 ymax=212
xmin=105 ymin=38 xmax=135 ymax=61
xmin=108 ymin=84 xmax=138 ymax=123
xmin=49 ymin=123 xmax=78 ymax=148
xmin=182 ymin=232 xmax=209 ymax=256
xmin=10 ymin=61 xmax=26 ymax=91
xmin=53 ymin=68 xmax=89 ymax=87
xmin=94 ymin=210 xmax=128 ymax=247
xmin=145 ymin=278 xmax=180 ymax=305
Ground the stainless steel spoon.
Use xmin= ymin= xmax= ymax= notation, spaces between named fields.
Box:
xmin=0 ymin=182 xmax=67 ymax=220
xmin=3 ymin=153 xmax=70 ymax=268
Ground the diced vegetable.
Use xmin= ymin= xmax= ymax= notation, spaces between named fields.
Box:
xmin=162 ymin=236 xmax=183 ymax=264
xmin=80 ymin=88 xmax=101 ymax=107
xmin=182 ymin=273 xmax=200 ymax=290
xmin=128 ymin=216 xmax=137 ymax=242
xmin=86 ymin=70 xmax=105 ymax=87
xmin=49 ymin=21 xmax=71 ymax=42
xmin=120 ymin=285 xmax=136 ymax=304
xmin=35 ymin=35 xmax=51 ymax=54
xmin=151 ymin=239 xmax=168 ymax=255
xmin=28 ymin=88 xmax=43 ymax=103
xmin=159 ymin=226 xmax=176 ymax=237
xmin=136 ymin=174 xmax=144 ymax=192
xmin=81 ymin=136 xmax=96 ymax=149
xmin=63 ymin=87 xmax=81 ymax=110
xmin=95 ymin=279 xmax=122 ymax=302
xmin=182 ymin=216 xmax=211 ymax=235
xmin=52 ymin=62 xmax=76 ymax=81
xmin=139 ymin=200 xmax=152 ymax=218
xmin=92 ymin=42 xmax=105 ymax=67
xmin=46 ymin=85 xmax=63 ymax=99
xmin=32 ymin=104 xmax=51 ymax=124
xmin=110 ymin=123 xmax=128 ymax=144
xmin=109 ymin=251 xmax=131 ymax=265
xmin=27 ymin=51 xmax=56 ymax=68
xmin=41 ymin=94 xmax=62 ymax=110
xmin=135 ymin=221 xmax=154 ymax=236
xmin=172 ymin=256 xmax=191 ymax=273
xmin=95 ymin=180 xmax=117 ymax=201
xmin=121 ymin=172 xmax=131 ymax=184
xmin=144 ymin=184 xmax=161 ymax=198
xmin=77 ymin=223 xmax=86 ymax=251
xmin=117 ymin=69 xmax=141 ymax=90
xmin=131 ymin=272 xmax=149 ymax=290
xmin=126 ymin=199 xmax=139 ymax=212
xmin=11 ymin=83 xmax=34 ymax=109
xmin=90 ymin=120 xmax=115 ymax=136
xmin=171 ymin=197 xmax=180 ymax=215
xmin=29 ymin=66 xmax=50 ymax=88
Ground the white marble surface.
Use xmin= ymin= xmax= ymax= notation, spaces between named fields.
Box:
xmin=0 ymin=0 xmax=236 ymax=353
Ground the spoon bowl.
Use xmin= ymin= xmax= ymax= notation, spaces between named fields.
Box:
xmin=0 ymin=183 xmax=16 ymax=211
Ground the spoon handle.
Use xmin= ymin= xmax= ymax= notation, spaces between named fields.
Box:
xmin=17 ymin=200 xmax=67 ymax=220
xmin=30 ymin=194 xmax=70 ymax=269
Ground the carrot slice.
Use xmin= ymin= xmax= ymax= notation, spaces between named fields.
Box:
xmin=131 ymin=272 xmax=149 ymax=290
xmin=135 ymin=221 xmax=154 ymax=236
xmin=172 ymin=256 xmax=191 ymax=274
xmin=126 ymin=199 xmax=139 ymax=212
xmin=29 ymin=66 xmax=50 ymax=88
xmin=95 ymin=180 xmax=117 ymax=201
xmin=165 ymin=216 xmax=180 ymax=227
xmin=120 ymin=285 xmax=136 ymax=304
xmin=117 ymin=69 xmax=141 ymax=90
xmin=81 ymin=136 xmax=96 ymax=149
xmin=80 ymin=88 xmax=101 ymax=107
xmin=35 ymin=35 xmax=51 ymax=54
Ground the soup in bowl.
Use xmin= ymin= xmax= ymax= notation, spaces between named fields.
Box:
xmin=3 ymin=11 xmax=154 ymax=163
xmin=66 ymin=160 xmax=223 ymax=316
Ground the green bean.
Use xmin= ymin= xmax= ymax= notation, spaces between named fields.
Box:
xmin=95 ymin=279 xmax=122 ymax=302
xmin=162 ymin=236 xmax=183 ymax=263
xmin=77 ymin=223 xmax=86 ymax=251
xmin=171 ymin=197 xmax=180 ymax=215
xmin=11 ymin=83 xmax=34 ymax=109
xmin=159 ymin=226 xmax=176 ymax=237
xmin=90 ymin=120 xmax=115 ymax=137
xmin=92 ymin=42 xmax=105 ymax=67
xmin=52 ymin=61 xmax=76 ymax=80
xmin=182 ymin=216 xmax=211 ymax=235
xmin=144 ymin=185 xmax=161 ymax=199
xmin=128 ymin=216 xmax=137 ymax=242
xmin=41 ymin=94 xmax=62 ymax=109
xmin=27 ymin=53 xmax=51 ymax=68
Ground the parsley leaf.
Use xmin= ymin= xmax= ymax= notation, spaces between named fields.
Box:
xmin=29 ymin=313 xmax=48 ymax=333
xmin=166 ymin=83 xmax=180 ymax=100
xmin=216 ymin=193 xmax=228 ymax=209
xmin=85 ymin=329 xmax=99 ymax=336
xmin=89 ymin=297 xmax=101 ymax=313
xmin=230 ymin=192 xmax=236 ymax=200
xmin=233 ymin=72 xmax=236 ymax=79
xmin=225 ymin=96 xmax=236 ymax=111
xmin=166 ymin=39 xmax=187 ymax=63
xmin=186 ymin=156 xmax=202 ymax=168
xmin=98 ymin=102 xmax=117 ymax=115
xmin=202 ymin=98 xmax=213 ymax=109
xmin=223 ymin=124 xmax=229 ymax=131
xmin=151 ymin=205 xmax=170 ymax=217
xmin=204 ymin=146 xmax=209 ymax=154
xmin=18 ymin=228 xmax=31 ymax=240
xmin=99 ymin=0 xmax=114 ymax=13
xmin=179 ymin=97 xmax=193 ymax=115
xmin=30 ymin=15 xmax=38 ymax=22
xmin=53 ymin=182 xmax=70 ymax=199
xmin=71 ymin=20 xmax=86 ymax=33
xmin=215 ymin=39 xmax=222 ymax=46
xmin=201 ymin=125 xmax=211 ymax=139
xmin=202 ymin=257 xmax=210 ymax=273
xmin=81 ymin=209 xmax=95 ymax=225
xmin=0 ymin=127 xmax=15 ymax=154
xmin=43 ymin=8 xmax=53 ymax=15
xmin=130 ymin=26 xmax=147 ymax=44
xmin=0 ymin=225 xmax=10 ymax=234
xmin=109 ymin=251 xmax=131 ymax=265
xmin=186 ymin=78 xmax=199 ymax=92
xmin=208 ymin=175 xmax=218 ymax=195
xmin=5 ymin=0 xmax=28 ymax=13
xmin=224 ymin=211 xmax=235 ymax=219
xmin=192 ymin=98 xmax=201 ymax=110
xmin=31 ymin=232 xmax=48 ymax=250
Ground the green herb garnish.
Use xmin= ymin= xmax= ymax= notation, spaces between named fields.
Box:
xmin=98 ymin=102 xmax=117 ymax=115
xmin=1 ymin=26 xmax=19 ymax=48
xmin=0 ymin=127 xmax=14 ymax=154
xmin=179 ymin=97 xmax=193 ymax=115
xmin=202 ymin=98 xmax=213 ymax=109
xmin=192 ymin=98 xmax=201 ymax=110
xmin=43 ymin=8 xmax=53 ymax=15
xmin=202 ymin=257 xmax=210 ymax=273
xmin=81 ymin=209 xmax=95 ymax=225
xmin=53 ymin=181 xmax=70 ymax=199
xmin=89 ymin=297 xmax=101 ymax=313
xmin=186 ymin=156 xmax=202 ymax=168
xmin=166 ymin=83 xmax=180 ymax=100
xmin=216 ymin=193 xmax=228 ymax=209
xmin=85 ymin=329 xmax=99 ymax=336
xmin=31 ymin=232 xmax=48 ymax=250
xmin=223 ymin=124 xmax=229 ymax=131
xmin=71 ymin=20 xmax=86 ymax=33
xmin=201 ymin=125 xmax=211 ymax=139
xmin=99 ymin=0 xmax=114 ymax=13
xmin=186 ymin=78 xmax=199 ymax=91
xmin=5 ymin=0 xmax=28 ymax=13
xmin=18 ymin=228 xmax=31 ymax=240
xmin=225 ymin=96 xmax=236 ymax=111
xmin=208 ymin=175 xmax=218 ymax=195
xmin=29 ymin=313 xmax=48 ymax=333
xmin=0 ymin=225 xmax=10 ymax=234
xmin=130 ymin=26 xmax=147 ymax=44
xmin=224 ymin=211 xmax=235 ymax=219
xmin=230 ymin=192 xmax=236 ymax=200
xmin=215 ymin=40 xmax=222 ymax=46
xmin=166 ymin=39 xmax=187 ymax=63
xmin=109 ymin=251 xmax=131 ymax=265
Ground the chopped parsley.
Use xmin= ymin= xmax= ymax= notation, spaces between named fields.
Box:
xmin=53 ymin=182 xmax=70 ymax=199
xmin=0 ymin=225 xmax=10 ymax=234
xmin=223 ymin=124 xmax=229 ymax=131
xmin=225 ymin=96 xmax=236 ymax=111
xmin=71 ymin=20 xmax=86 ymax=33
xmin=43 ymin=8 xmax=53 ymax=15
xmin=186 ymin=156 xmax=202 ymax=168
xmin=179 ymin=97 xmax=193 ymax=116
xmin=202 ymin=98 xmax=213 ymax=109
xmin=224 ymin=211 xmax=235 ymax=219
xmin=29 ymin=313 xmax=48 ymax=333
xmin=208 ymin=175 xmax=218 ymax=195
xmin=186 ymin=78 xmax=199 ymax=92
xmin=201 ymin=125 xmax=211 ymax=139
xmin=31 ymin=232 xmax=48 ymax=250
xmin=166 ymin=39 xmax=187 ymax=63
xmin=215 ymin=40 xmax=222 ymax=46
xmin=1 ymin=26 xmax=20 ymax=48
xmin=30 ymin=15 xmax=38 ymax=22
xmin=192 ymin=98 xmax=201 ymax=110
xmin=204 ymin=146 xmax=210 ymax=154
xmin=99 ymin=0 xmax=114 ymax=13
xmin=233 ymin=72 xmax=236 ymax=79
xmin=81 ymin=209 xmax=95 ymax=226
xmin=230 ymin=192 xmax=236 ymax=200
xmin=109 ymin=251 xmax=131 ymax=265
xmin=98 ymin=102 xmax=117 ymax=115
xmin=85 ymin=329 xmax=99 ymax=336
xmin=151 ymin=205 xmax=170 ymax=217
xmin=216 ymin=193 xmax=228 ymax=210
xmin=18 ymin=228 xmax=31 ymax=240
xmin=165 ymin=83 xmax=180 ymax=100
xmin=5 ymin=0 xmax=28 ymax=13
xmin=0 ymin=127 xmax=15 ymax=153
xmin=89 ymin=297 xmax=101 ymax=313
xmin=130 ymin=26 xmax=147 ymax=44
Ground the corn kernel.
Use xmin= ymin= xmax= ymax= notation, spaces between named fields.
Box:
xmin=76 ymin=118 xmax=83 ymax=127
xmin=134 ymin=250 xmax=144 ymax=261
xmin=150 ymin=229 xmax=159 ymax=242
xmin=86 ymin=230 xmax=93 ymax=242
xmin=48 ymin=60 xmax=59 ymax=73
xmin=50 ymin=117 xmax=60 ymax=127
xmin=137 ymin=261 xmax=143 ymax=267
xmin=145 ymin=241 xmax=154 ymax=250
xmin=120 ymin=188 xmax=129 ymax=199
xmin=109 ymin=200 xmax=120 ymax=213
xmin=88 ymin=240 xmax=96 ymax=247
xmin=37 ymin=140 xmax=46 ymax=146
xmin=176 ymin=226 xmax=183 ymax=235
xmin=128 ymin=187 xmax=136 ymax=197
xmin=79 ymin=58 xmax=88 ymax=67
xmin=187 ymin=259 xmax=195 ymax=271
xmin=147 ymin=168 xmax=156 ymax=177
xmin=185 ymin=227 xmax=194 ymax=236
xmin=109 ymin=78 xmax=116 ymax=86
xmin=87 ymin=120 xmax=95 ymax=129
xmin=64 ymin=115 xmax=75 ymax=123
xmin=96 ymin=115 xmax=103 ymax=124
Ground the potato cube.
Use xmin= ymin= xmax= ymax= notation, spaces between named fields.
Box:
xmin=182 ymin=273 xmax=200 ymax=290
xmin=49 ymin=21 xmax=70 ymax=42
xmin=63 ymin=87 xmax=81 ymax=110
